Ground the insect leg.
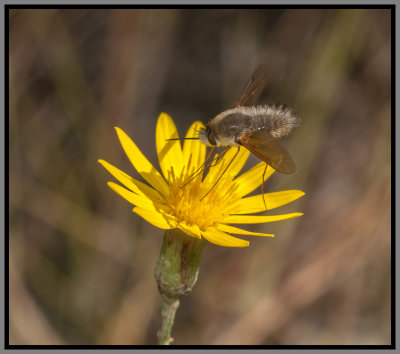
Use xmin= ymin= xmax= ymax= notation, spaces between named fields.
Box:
xmin=262 ymin=163 xmax=268 ymax=210
xmin=182 ymin=146 xmax=231 ymax=188
xmin=182 ymin=146 xmax=215 ymax=187
xmin=205 ymin=147 xmax=230 ymax=168
xmin=200 ymin=146 xmax=241 ymax=201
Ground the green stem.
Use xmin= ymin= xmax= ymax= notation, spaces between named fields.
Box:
xmin=157 ymin=296 xmax=180 ymax=345
xmin=154 ymin=229 xmax=206 ymax=345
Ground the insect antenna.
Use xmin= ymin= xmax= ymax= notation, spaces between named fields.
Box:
xmin=200 ymin=146 xmax=241 ymax=201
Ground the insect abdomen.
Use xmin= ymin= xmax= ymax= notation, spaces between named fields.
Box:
xmin=257 ymin=104 xmax=300 ymax=138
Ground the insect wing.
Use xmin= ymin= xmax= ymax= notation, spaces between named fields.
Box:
xmin=234 ymin=61 xmax=268 ymax=107
xmin=238 ymin=130 xmax=296 ymax=174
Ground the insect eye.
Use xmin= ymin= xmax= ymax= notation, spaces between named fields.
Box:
xmin=207 ymin=129 xmax=217 ymax=145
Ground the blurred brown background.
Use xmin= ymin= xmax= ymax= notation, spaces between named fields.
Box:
xmin=9 ymin=8 xmax=391 ymax=345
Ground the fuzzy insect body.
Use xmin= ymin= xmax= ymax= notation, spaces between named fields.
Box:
xmin=198 ymin=104 xmax=299 ymax=147
xmin=197 ymin=61 xmax=300 ymax=174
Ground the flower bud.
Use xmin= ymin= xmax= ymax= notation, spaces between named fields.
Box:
xmin=154 ymin=229 xmax=206 ymax=301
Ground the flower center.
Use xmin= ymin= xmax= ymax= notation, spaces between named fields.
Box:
xmin=165 ymin=158 xmax=240 ymax=230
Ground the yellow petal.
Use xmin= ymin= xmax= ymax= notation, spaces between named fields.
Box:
xmin=107 ymin=182 xmax=166 ymax=213
xmin=115 ymin=127 xmax=170 ymax=197
xmin=231 ymin=190 xmax=305 ymax=214
xmin=133 ymin=207 xmax=177 ymax=230
xmin=98 ymin=159 xmax=163 ymax=202
xmin=217 ymin=224 xmax=274 ymax=237
xmin=156 ymin=113 xmax=184 ymax=179
xmin=202 ymin=227 xmax=249 ymax=247
xmin=178 ymin=222 xmax=202 ymax=239
xmin=224 ymin=212 xmax=303 ymax=224
xmin=182 ymin=121 xmax=206 ymax=173
xmin=233 ymin=162 xmax=275 ymax=197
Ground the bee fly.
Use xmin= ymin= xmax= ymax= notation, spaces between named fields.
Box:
xmin=171 ymin=62 xmax=300 ymax=208
xmin=198 ymin=61 xmax=300 ymax=174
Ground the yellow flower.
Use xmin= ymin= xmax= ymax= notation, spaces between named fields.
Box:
xmin=98 ymin=113 xmax=304 ymax=247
